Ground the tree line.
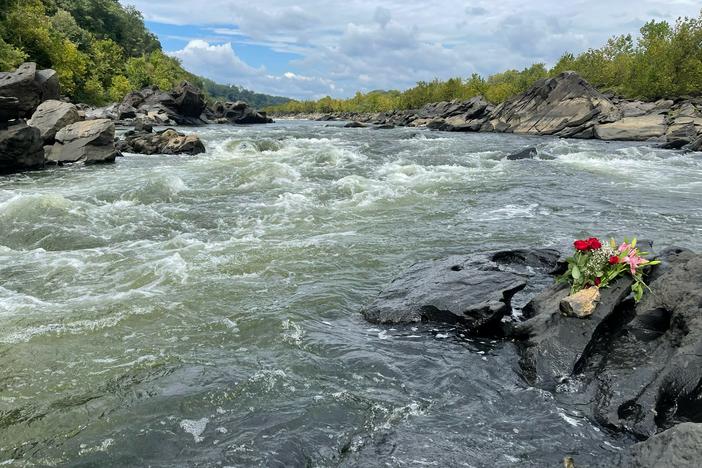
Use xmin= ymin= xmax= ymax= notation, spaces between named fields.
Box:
xmin=266 ymin=12 xmax=702 ymax=114
xmin=0 ymin=0 xmax=288 ymax=107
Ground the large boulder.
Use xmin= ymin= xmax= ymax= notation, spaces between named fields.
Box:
xmin=594 ymin=114 xmax=667 ymax=141
xmin=172 ymin=81 xmax=207 ymax=118
xmin=512 ymin=247 xmax=702 ymax=440
xmin=361 ymin=249 xmax=560 ymax=334
xmin=484 ymin=71 xmax=617 ymax=137
xmin=205 ymin=100 xmax=273 ymax=125
xmin=116 ymin=127 xmax=205 ymax=155
xmin=47 ymin=119 xmax=119 ymax=164
xmin=601 ymin=423 xmax=702 ymax=468
xmin=27 ymin=100 xmax=80 ymax=142
xmin=0 ymin=96 xmax=20 ymax=126
xmin=0 ymin=122 xmax=45 ymax=174
xmin=0 ymin=63 xmax=59 ymax=118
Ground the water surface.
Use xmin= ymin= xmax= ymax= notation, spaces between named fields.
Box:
xmin=1 ymin=121 xmax=701 ymax=466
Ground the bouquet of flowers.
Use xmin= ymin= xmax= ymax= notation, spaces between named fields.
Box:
xmin=558 ymin=237 xmax=660 ymax=302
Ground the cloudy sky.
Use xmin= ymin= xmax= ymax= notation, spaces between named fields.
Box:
xmin=120 ymin=0 xmax=700 ymax=100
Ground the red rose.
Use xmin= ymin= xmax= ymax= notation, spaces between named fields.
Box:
xmin=587 ymin=237 xmax=602 ymax=249
xmin=595 ymin=277 xmax=601 ymax=286
xmin=609 ymin=255 xmax=619 ymax=265
xmin=574 ymin=240 xmax=590 ymax=251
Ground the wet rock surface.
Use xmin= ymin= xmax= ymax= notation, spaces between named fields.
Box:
xmin=117 ymin=126 xmax=206 ymax=155
xmin=361 ymin=248 xmax=560 ymax=334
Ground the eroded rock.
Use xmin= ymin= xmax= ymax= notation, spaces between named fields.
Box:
xmin=117 ymin=127 xmax=205 ymax=155
xmin=361 ymin=248 xmax=560 ymax=334
xmin=0 ymin=122 xmax=45 ymax=174
xmin=27 ymin=100 xmax=80 ymax=143
xmin=47 ymin=119 xmax=119 ymax=164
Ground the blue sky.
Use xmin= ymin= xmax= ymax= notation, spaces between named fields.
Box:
xmin=120 ymin=1 xmax=701 ymax=100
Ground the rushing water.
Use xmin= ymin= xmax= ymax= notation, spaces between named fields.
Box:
xmin=0 ymin=121 xmax=701 ymax=467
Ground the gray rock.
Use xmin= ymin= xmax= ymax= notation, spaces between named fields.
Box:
xmin=117 ymin=128 xmax=205 ymax=155
xmin=487 ymin=72 xmax=617 ymax=136
xmin=0 ymin=122 xmax=45 ymax=174
xmin=361 ymin=249 xmax=560 ymax=334
xmin=602 ymin=423 xmax=702 ymax=468
xmin=47 ymin=119 xmax=119 ymax=164
xmin=0 ymin=62 xmax=60 ymax=118
xmin=27 ymin=100 xmax=80 ymax=142
xmin=595 ymin=115 xmax=667 ymax=141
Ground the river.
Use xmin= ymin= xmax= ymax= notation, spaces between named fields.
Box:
xmin=1 ymin=121 xmax=701 ymax=466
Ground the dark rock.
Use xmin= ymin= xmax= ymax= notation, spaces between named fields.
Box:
xmin=660 ymin=139 xmax=690 ymax=150
xmin=512 ymin=247 xmax=702 ymax=440
xmin=172 ymin=81 xmax=207 ymax=118
xmin=117 ymin=128 xmax=205 ymax=155
xmin=0 ymin=96 xmax=19 ymax=125
xmin=601 ymin=423 xmax=702 ymax=468
xmin=205 ymin=100 xmax=273 ymax=125
xmin=687 ymin=136 xmax=702 ymax=152
xmin=0 ymin=62 xmax=60 ymax=118
xmin=361 ymin=248 xmax=560 ymax=334
xmin=344 ymin=121 xmax=367 ymax=128
xmin=27 ymin=100 xmax=80 ymax=143
xmin=0 ymin=122 xmax=45 ymax=174
xmin=506 ymin=147 xmax=538 ymax=160
xmin=374 ymin=124 xmax=395 ymax=129
xmin=47 ymin=119 xmax=120 ymax=164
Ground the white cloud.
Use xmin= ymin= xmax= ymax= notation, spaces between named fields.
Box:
xmin=121 ymin=0 xmax=702 ymax=99
xmin=168 ymin=40 xmax=337 ymax=99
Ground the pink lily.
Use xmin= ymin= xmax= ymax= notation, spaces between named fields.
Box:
xmin=623 ymin=253 xmax=647 ymax=275
xmin=618 ymin=242 xmax=631 ymax=254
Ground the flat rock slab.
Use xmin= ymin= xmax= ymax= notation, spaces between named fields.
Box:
xmin=361 ymin=249 xmax=560 ymax=334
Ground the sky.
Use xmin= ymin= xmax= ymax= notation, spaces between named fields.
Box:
xmin=119 ymin=1 xmax=701 ymax=100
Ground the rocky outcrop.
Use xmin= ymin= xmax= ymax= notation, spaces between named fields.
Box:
xmin=600 ymin=423 xmax=702 ymax=468
xmin=278 ymin=73 xmax=702 ymax=149
xmin=512 ymin=247 xmax=702 ymax=440
xmin=205 ymin=100 xmax=273 ymax=124
xmin=594 ymin=115 xmax=667 ymax=141
xmin=361 ymin=249 xmax=560 ymax=334
xmin=485 ymin=72 xmax=617 ymax=137
xmin=116 ymin=126 xmax=205 ymax=155
xmin=0 ymin=62 xmax=59 ymax=118
xmin=27 ymin=100 xmax=80 ymax=143
xmin=47 ymin=119 xmax=120 ymax=164
xmin=0 ymin=122 xmax=45 ymax=174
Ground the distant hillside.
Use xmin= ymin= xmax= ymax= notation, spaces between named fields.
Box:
xmin=0 ymin=0 xmax=290 ymax=107
xmin=201 ymin=78 xmax=290 ymax=108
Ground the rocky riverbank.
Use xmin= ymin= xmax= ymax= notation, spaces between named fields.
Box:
xmin=1 ymin=62 xmax=273 ymax=175
xmin=362 ymin=244 xmax=702 ymax=467
xmin=273 ymin=72 xmax=702 ymax=152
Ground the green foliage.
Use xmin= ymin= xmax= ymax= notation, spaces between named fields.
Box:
xmin=201 ymin=78 xmax=290 ymax=108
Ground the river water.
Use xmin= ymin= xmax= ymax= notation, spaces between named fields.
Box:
xmin=0 ymin=121 xmax=701 ymax=467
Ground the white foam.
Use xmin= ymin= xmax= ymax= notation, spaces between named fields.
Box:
xmin=180 ymin=418 xmax=209 ymax=443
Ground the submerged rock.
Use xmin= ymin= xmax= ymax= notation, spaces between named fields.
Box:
xmin=117 ymin=127 xmax=205 ymax=155
xmin=27 ymin=100 xmax=80 ymax=143
xmin=361 ymin=249 xmax=560 ymax=334
xmin=0 ymin=122 xmax=45 ymax=174
xmin=506 ymin=147 xmax=538 ymax=160
xmin=47 ymin=119 xmax=119 ymax=164
xmin=344 ymin=121 xmax=367 ymax=128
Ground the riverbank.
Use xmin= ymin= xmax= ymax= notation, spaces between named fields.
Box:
xmin=271 ymin=72 xmax=702 ymax=152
